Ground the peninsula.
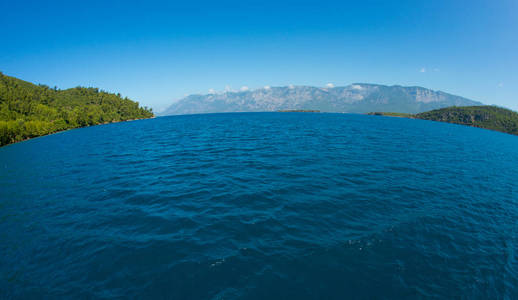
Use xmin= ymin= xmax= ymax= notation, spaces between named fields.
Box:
xmin=0 ymin=72 xmax=154 ymax=146
xmin=369 ymin=106 xmax=518 ymax=136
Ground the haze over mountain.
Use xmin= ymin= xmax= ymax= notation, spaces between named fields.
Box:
xmin=161 ymin=84 xmax=483 ymax=116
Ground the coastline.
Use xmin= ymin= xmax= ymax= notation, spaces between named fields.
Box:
xmin=367 ymin=109 xmax=518 ymax=136
xmin=0 ymin=116 xmax=155 ymax=148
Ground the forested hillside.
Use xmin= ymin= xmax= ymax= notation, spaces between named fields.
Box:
xmin=0 ymin=72 xmax=153 ymax=146
xmin=416 ymin=106 xmax=518 ymax=135
xmin=370 ymin=106 xmax=518 ymax=136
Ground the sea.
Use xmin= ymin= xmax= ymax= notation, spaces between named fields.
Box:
xmin=1 ymin=112 xmax=517 ymax=299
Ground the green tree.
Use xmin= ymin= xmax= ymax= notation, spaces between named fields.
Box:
xmin=0 ymin=72 xmax=154 ymax=146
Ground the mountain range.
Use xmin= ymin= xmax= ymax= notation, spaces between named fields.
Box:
xmin=160 ymin=84 xmax=482 ymax=115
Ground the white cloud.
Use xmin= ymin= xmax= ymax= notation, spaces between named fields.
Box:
xmin=288 ymin=84 xmax=295 ymax=89
xmin=264 ymin=85 xmax=271 ymax=90
xmin=420 ymin=68 xmax=426 ymax=73
xmin=240 ymin=86 xmax=249 ymax=92
xmin=350 ymin=84 xmax=363 ymax=90
xmin=326 ymin=83 xmax=335 ymax=88
xmin=208 ymin=88 xmax=216 ymax=94
xmin=224 ymin=85 xmax=233 ymax=92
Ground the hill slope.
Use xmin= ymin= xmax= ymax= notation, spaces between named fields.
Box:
xmin=416 ymin=106 xmax=518 ymax=135
xmin=161 ymin=84 xmax=482 ymax=115
xmin=370 ymin=106 xmax=518 ymax=136
xmin=0 ymin=72 xmax=153 ymax=146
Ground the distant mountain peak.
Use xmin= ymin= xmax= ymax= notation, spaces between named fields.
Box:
xmin=161 ymin=84 xmax=482 ymax=116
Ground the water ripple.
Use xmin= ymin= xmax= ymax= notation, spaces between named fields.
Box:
xmin=1 ymin=113 xmax=518 ymax=299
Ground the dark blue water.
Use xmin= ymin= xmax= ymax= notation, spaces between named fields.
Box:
xmin=1 ymin=113 xmax=518 ymax=299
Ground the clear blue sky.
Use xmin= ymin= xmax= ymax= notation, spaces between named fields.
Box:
xmin=1 ymin=0 xmax=517 ymax=111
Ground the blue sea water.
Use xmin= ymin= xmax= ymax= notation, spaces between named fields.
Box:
xmin=1 ymin=112 xmax=518 ymax=299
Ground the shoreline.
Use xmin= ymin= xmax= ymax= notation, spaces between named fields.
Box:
xmin=0 ymin=116 xmax=155 ymax=148
xmin=367 ymin=109 xmax=518 ymax=136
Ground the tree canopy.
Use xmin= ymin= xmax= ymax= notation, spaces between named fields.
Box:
xmin=0 ymin=72 xmax=154 ymax=146
xmin=369 ymin=106 xmax=518 ymax=136
xmin=415 ymin=106 xmax=518 ymax=135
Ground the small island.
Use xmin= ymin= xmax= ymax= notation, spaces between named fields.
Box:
xmin=0 ymin=73 xmax=154 ymax=146
xmin=369 ymin=106 xmax=518 ymax=136
xmin=277 ymin=109 xmax=320 ymax=113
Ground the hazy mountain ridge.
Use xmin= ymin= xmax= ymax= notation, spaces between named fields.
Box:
xmin=161 ymin=84 xmax=482 ymax=115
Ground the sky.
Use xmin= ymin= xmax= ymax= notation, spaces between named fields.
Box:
xmin=1 ymin=0 xmax=517 ymax=112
